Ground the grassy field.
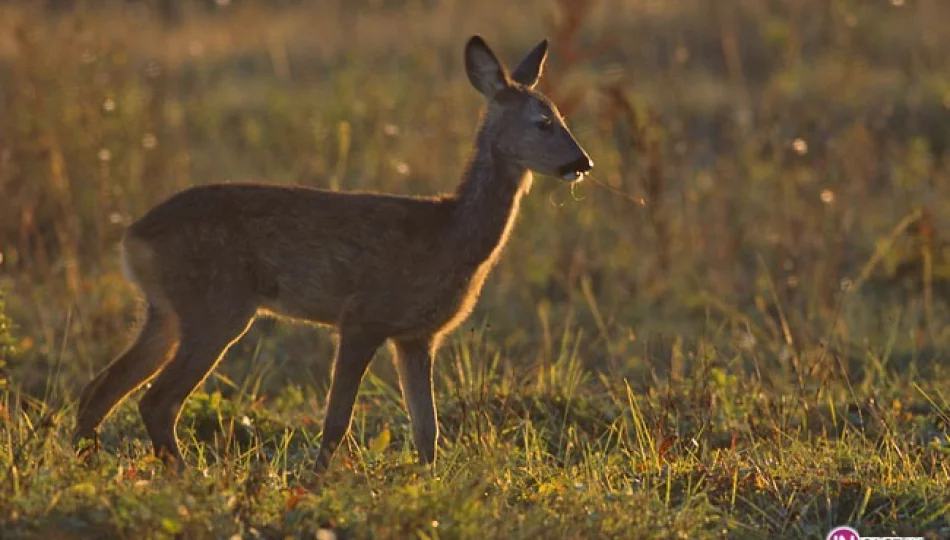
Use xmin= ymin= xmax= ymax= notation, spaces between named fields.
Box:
xmin=1 ymin=0 xmax=949 ymax=538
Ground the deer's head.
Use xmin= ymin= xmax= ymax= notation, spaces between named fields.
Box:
xmin=465 ymin=35 xmax=593 ymax=182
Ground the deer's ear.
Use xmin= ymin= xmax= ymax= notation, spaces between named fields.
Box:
xmin=511 ymin=39 xmax=549 ymax=88
xmin=465 ymin=35 xmax=510 ymax=98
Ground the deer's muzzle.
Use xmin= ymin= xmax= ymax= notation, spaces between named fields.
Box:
xmin=558 ymin=155 xmax=594 ymax=181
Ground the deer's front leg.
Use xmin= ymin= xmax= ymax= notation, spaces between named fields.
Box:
xmin=316 ymin=329 xmax=385 ymax=472
xmin=393 ymin=336 xmax=439 ymax=464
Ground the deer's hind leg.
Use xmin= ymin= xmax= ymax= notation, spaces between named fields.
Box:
xmin=75 ymin=303 xmax=178 ymax=450
xmin=137 ymin=298 xmax=257 ymax=466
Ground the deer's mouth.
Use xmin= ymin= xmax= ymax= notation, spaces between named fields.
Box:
xmin=558 ymin=156 xmax=594 ymax=182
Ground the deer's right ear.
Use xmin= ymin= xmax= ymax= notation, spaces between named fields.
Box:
xmin=511 ymin=39 xmax=548 ymax=88
xmin=465 ymin=35 xmax=510 ymax=98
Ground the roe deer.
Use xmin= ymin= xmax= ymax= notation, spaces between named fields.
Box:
xmin=74 ymin=35 xmax=593 ymax=471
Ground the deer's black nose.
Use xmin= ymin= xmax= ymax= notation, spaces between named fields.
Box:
xmin=558 ymin=155 xmax=594 ymax=177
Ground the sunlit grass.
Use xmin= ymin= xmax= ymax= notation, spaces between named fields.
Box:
xmin=0 ymin=333 xmax=946 ymax=537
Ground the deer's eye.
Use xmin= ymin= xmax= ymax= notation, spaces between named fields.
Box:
xmin=535 ymin=117 xmax=554 ymax=132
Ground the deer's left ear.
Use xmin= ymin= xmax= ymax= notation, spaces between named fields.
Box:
xmin=510 ymin=39 xmax=549 ymax=88
xmin=465 ymin=35 xmax=511 ymax=98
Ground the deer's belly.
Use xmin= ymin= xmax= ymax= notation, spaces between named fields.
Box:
xmin=258 ymin=264 xmax=494 ymax=338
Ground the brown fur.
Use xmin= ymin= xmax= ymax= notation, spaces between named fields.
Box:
xmin=74 ymin=35 xmax=593 ymax=471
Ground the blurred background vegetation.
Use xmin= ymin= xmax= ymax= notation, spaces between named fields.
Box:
xmin=1 ymin=0 xmax=948 ymax=404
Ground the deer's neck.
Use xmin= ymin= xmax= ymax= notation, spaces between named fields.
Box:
xmin=451 ymin=126 xmax=531 ymax=270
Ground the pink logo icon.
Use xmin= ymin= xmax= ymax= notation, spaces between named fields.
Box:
xmin=826 ymin=526 xmax=860 ymax=540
